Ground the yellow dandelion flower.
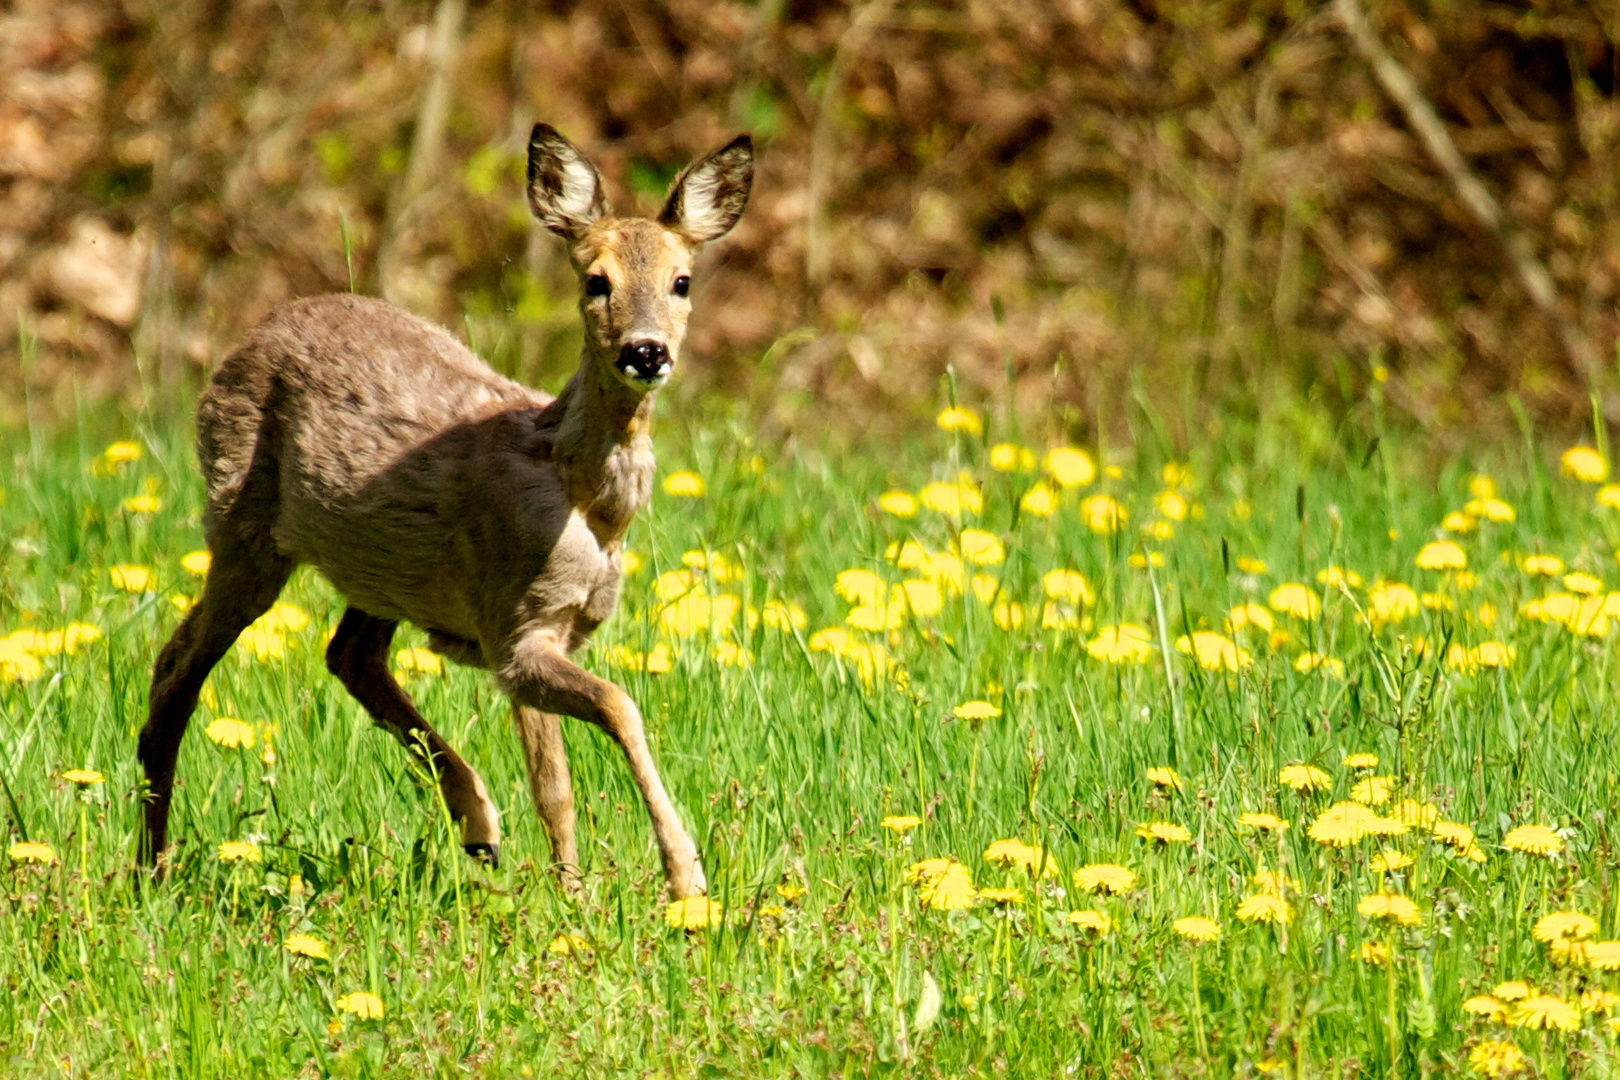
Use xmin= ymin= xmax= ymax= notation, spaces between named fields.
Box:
xmin=775 ymin=883 xmax=806 ymax=903
xmin=835 ymin=569 xmax=889 ymax=607
xmin=1173 ymin=916 xmax=1221 ymax=943
xmin=1598 ymin=484 xmax=1620 ymax=510
xmin=1018 ymin=483 xmax=1057 ymax=517
xmin=8 ymin=841 xmax=56 ymax=864
xmin=881 ymin=815 xmax=922 ymax=835
xmin=978 ymin=886 xmax=1023 ymax=905
xmin=919 ymin=478 xmax=982 ymax=517
xmin=1415 ymin=541 xmax=1467 ymax=571
xmin=1587 ymin=941 xmax=1620 ymax=971
xmin=761 ymin=600 xmax=808 ymax=631
xmin=957 ymin=529 xmax=1005 ymax=565
xmin=0 ymin=640 xmax=43 ymax=683
xmin=1579 ymin=989 xmax=1620 ymax=1015
xmin=110 ymin=564 xmax=155 ymax=593
xmin=1522 ymin=554 xmax=1565 ymax=577
xmin=1086 ymin=624 xmax=1154 ymax=664
xmin=1072 ymin=863 xmax=1136 ymax=895
xmin=1136 ymin=821 xmax=1191 ymax=845
xmin=335 ymin=992 xmax=384 ymax=1019
xmin=1430 ymin=821 xmax=1475 ymax=851
xmin=952 ymin=700 xmax=1001 ymax=722
xmin=1467 ymin=1039 xmax=1526 ymax=1078
xmin=1507 ymin=994 xmax=1580 ymax=1032
xmin=1294 ymin=652 xmax=1346 ymax=678
xmin=1532 ymin=911 xmax=1597 ymax=944
xmin=1236 ymin=892 xmax=1291 ymax=924
xmin=885 ymin=539 xmax=930 ymax=570
xmin=394 ymin=647 xmax=443 ymax=676
xmin=1391 ymin=800 xmax=1438 ymax=829
xmin=662 ymin=471 xmax=706 ymax=497
xmin=61 ymin=768 xmax=105 ymax=786
xmin=1369 ymin=849 xmax=1413 ymax=873
xmin=284 ymin=934 xmax=330 ymax=960
xmin=1467 ymin=498 xmax=1516 ymax=523
xmin=1175 ymin=632 xmax=1251 ymax=672
xmin=1343 ymin=752 xmax=1379 ymax=770
xmin=1494 ymin=982 xmax=1533 ymax=1002
xmin=1561 ymin=446 xmax=1608 ymax=483
xmin=1042 ymin=569 xmax=1094 ymax=606
xmin=1226 ymin=603 xmax=1275 ymax=634
xmin=1463 ymin=995 xmax=1509 ymax=1022
xmin=1360 ymin=941 xmax=1391 ymax=966
xmin=807 ymin=627 xmax=851 ymax=655
xmin=1366 ymin=582 xmax=1420 ymax=627
xmin=935 ymin=406 xmax=982 ymax=436
xmin=1442 ymin=511 xmax=1477 ymax=534
xmin=1236 ymin=556 xmax=1268 ymax=575
xmin=1564 ymin=571 xmax=1604 ymax=595
xmin=1308 ymin=801 xmax=1381 ymax=848
xmin=1079 ymin=495 xmax=1126 ymax=534
xmin=1358 ymin=891 xmax=1421 ymax=926
xmin=205 ymin=717 xmax=256 ymax=749
xmin=218 ymin=841 xmax=261 ymax=863
xmin=1045 ymin=447 xmax=1096 ymax=488
xmin=982 ymin=838 xmax=1040 ymax=870
xmin=1269 ymin=584 xmax=1321 ymax=620
xmin=878 ymin=490 xmax=918 ymax=518
xmin=1350 ymin=776 xmax=1393 ymax=806
xmin=1238 ymin=812 xmax=1289 ymax=833
xmin=121 ymin=494 xmax=161 ymax=514
xmin=180 ymin=550 xmax=212 ymax=577
xmin=1155 ymin=489 xmax=1189 ymax=522
xmin=1146 ymin=766 xmax=1183 ymax=792
xmin=1067 ymin=909 xmax=1112 ymax=934
xmin=908 ymin=859 xmax=974 ymax=910
xmin=1278 ymin=764 xmax=1331 ymax=792
xmin=1503 ymin=824 xmax=1563 ymax=857
xmin=98 ymin=439 xmax=144 ymax=469
xmin=989 ymin=443 xmax=1035 ymax=472
xmin=665 ymin=896 xmax=723 ymax=930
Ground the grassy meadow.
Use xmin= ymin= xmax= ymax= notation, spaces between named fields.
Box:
xmin=4 ymin=394 xmax=1620 ymax=1078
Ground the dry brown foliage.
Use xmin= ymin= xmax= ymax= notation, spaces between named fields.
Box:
xmin=2 ymin=0 xmax=1617 ymax=441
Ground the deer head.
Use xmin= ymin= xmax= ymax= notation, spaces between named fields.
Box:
xmin=526 ymin=124 xmax=754 ymax=393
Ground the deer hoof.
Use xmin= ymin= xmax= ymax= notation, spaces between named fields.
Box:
xmin=464 ymin=842 xmax=499 ymax=869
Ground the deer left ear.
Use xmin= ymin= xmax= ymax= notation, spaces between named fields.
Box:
xmin=660 ymin=135 xmax=754 ymax=244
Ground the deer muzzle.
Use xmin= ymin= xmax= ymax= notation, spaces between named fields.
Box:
xmin=616 ymin=340 xmax=672 ymax=386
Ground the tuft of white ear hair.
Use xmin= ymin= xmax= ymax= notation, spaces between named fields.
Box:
xmin=661 ymin=135 xmax=753 ymax=244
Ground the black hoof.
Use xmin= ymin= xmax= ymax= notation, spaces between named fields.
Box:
xmin=464 ymin=842 xmax=499 ymax=869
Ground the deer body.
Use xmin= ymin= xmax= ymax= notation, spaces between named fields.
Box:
xmin=138 ymin=127 xmax=754 ymax=899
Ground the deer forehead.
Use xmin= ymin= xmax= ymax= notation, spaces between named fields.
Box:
xmin=575 ymin=220 xmax=691 ymax=282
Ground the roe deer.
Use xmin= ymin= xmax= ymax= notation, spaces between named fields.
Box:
xmin=137 ymin=125 xmax=754 ymax=898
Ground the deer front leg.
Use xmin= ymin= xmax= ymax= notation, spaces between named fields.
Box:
xmin=513 ymin=704 xmax=581 ymax=894
xmin=500 ymin=632 xmax=705 ymax=898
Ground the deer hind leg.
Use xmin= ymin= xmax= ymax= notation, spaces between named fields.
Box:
xmin=500 ymin=632 xmax=704 ymax=899
xmin=514 ymin=704 xmax=580 ymax=892
xmin=324 ymin=607 xmax=501 ymax=865
xmin=139 ymin=543 xmax=293 ymax=866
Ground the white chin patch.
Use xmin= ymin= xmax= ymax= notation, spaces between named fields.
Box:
xmin=614 ymin=362 xmax=672 ymax=390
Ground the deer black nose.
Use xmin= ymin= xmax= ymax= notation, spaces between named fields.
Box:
xmin=617 ymin=340 xmax=670 ymax=381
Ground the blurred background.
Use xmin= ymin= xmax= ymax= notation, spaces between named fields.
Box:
xmin=1 ymin=0 xmax=1617 ymax=445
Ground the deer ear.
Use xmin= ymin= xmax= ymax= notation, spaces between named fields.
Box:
xmin=527 ymin=124 xmax=609 ymax=241
xmin=659 ymin=134 xmax=754 ymax=244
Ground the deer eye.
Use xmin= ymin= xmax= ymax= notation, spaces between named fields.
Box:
xmin=672 ymin=275 xmax=690 ymax=298
xmin=584 ymin=274 xmax=611 ymax=298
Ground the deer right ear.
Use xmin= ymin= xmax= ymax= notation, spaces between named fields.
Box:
xmin=526 ymin=124 xmax=609 ymax=241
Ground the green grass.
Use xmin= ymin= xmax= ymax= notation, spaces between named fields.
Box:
xmin=1 ymin=401 xmax=1619 ymax=1078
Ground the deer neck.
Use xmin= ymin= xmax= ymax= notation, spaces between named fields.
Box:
xmin=544 ymin=358 xmax=656 ymax=546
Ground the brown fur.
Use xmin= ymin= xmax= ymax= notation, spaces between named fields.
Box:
xmin=138 ymin=127 xmax=753 ymax=899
